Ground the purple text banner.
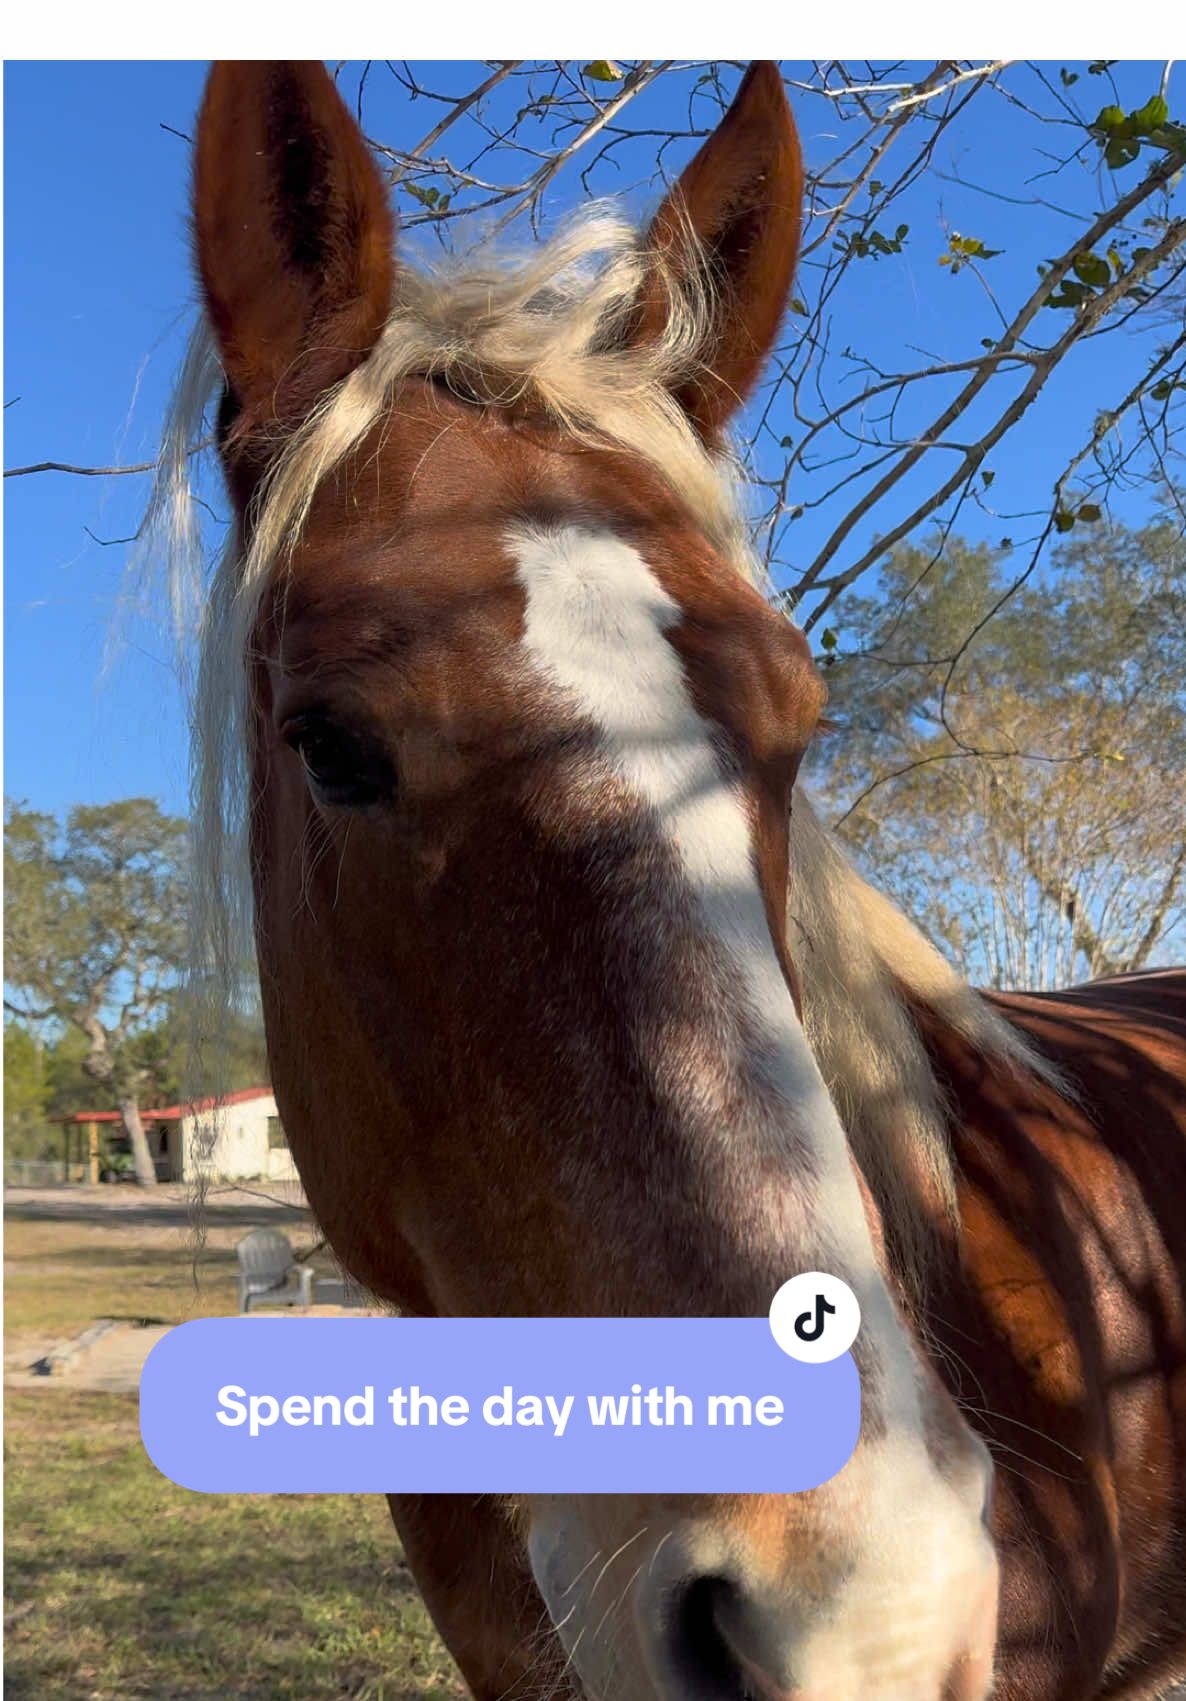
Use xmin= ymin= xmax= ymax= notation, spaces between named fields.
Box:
xmin=140 ymin=1317 xmax=861 ymax=1494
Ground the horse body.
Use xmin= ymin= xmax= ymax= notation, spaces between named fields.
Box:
xmin=952 ymin=974 xmax=1186 ymax=1698
xmin=171 ymin=57 xmax=1186 ymax=1701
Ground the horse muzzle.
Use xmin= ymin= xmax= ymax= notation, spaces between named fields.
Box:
xmin=529 ymin=1468 xmax=999 ymax=1701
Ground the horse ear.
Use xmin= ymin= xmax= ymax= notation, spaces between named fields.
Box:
xmin=637 ymin=61 xmax=803 ymax=441
xmin=194 ymin=61 xmax=394 ymax=437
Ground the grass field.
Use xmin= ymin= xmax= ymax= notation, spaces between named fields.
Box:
xmin=4 ymin=1189 xmax=466 ymax=1700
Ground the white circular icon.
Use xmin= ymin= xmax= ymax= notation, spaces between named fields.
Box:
xmin=769 ymin=1272 xmax=861 ymax=1363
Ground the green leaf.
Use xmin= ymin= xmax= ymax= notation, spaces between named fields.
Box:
xmin=779 ymin=435 xmax=794 ymax=449
xmin=1088 ymin=60 xmax=1115 ymax=75
xmin=841 ymin=224 xmax=908 ymax=261
xmin=1105 ymin=135 xmax=1142 ymax=170
xmin=1054 ymin=509 xmax=1076 ymax=533
xmin=1077 ymin=502 xmax=1102 ymax=523
xmin=405 ymin=182 xmax=448 ymax=211
xmin=820 ymin=628 xmax=839 ymax=652
xmin=1133 ymin=94 xmax=1169 ymax=131
xmin=1157 ymin=120 xmax=1186 ymax=158
xmin=1072 ymin=251 xmax=1111 ymax=288
xmin=583 ymin=60 xmax=623 ymax=82
xmin=982 ymin=469 xmax=995 ymax=488
xmin=789 ymin=297 xmax=808 ymax=316
xmin=1046 ymin=278 xmax=1092 ymax=310
xmin=1059 ymin=68 xmax=1079 ymax=88
xmin=1150 ymin=378 xmax=1175 ymax=402
xmin=947 ymin=232 xmax=1002 ymax=265
xmin=1096 ymin=103 xmax=1125 ymax=131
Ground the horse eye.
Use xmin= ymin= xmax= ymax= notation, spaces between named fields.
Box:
xmin=282 ymin=714 xmax=396 ymax=808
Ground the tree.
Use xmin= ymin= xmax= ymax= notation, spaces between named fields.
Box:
xmin=129 ymin=989 xmax=270 ymax=1110
xmin=4 ymin=1018 xmax=109 ymax=1163
xmin=4 ymin=799 xmax=187 ymax=1184
xmin=44 ymin=1023 xmax=103 ymax=1120
xmin=813 ymin=506 xmax=1186 ymax=988
xmin=3 ymin=1020 xmax=51 ymax=1160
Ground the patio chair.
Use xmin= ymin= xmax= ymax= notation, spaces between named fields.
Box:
xmin=235 ymin=1227 xmax=314 ymax=1313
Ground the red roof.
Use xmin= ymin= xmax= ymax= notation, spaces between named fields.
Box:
xmin=52 ymin=1086 xmax=274 ymax=1124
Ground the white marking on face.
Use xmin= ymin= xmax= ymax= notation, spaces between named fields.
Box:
xmin=508 ymin=521 xmax=917 ymax=1400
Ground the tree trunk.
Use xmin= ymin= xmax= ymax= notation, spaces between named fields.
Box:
xmin=119 ymin=1096 xmax=158 ymax=1188
xmin=79 ymin=1020 xmax=158 ymax=1189
xmin=1128 ymin=842 xmax=1186 ymax=973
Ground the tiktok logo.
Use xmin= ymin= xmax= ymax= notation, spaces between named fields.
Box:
xmin=769 ymin=1273 xmax=860 ymax=1364
xmin=794 ymin=1291 xmax=836 ymax=1343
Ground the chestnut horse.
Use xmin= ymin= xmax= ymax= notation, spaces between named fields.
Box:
xmin=163 ymin=59 xmax=1186 ymax=1701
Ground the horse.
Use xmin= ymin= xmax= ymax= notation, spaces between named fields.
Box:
xmin=157 ymin=58 xmax=1186 ymax=1701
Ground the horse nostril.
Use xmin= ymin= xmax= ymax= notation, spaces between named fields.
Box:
xmin=661 ymin=1573 xmax=803 ymax=1701
xmin=666 ymin=1575 xmax=749 ymax=1699
xmin=650 ymin=1562 xmax=995 ymax=1701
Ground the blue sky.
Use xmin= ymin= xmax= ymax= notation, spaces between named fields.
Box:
xmin=4 ymin=60 xmax=1174 ymax=822
xmin=6 ymin=62 xmax=209 ymax=817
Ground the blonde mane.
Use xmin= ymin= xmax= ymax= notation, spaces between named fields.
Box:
xmin=142 ymin=205 xmax=1051 ymax=1284
xmin=787 ymin=795 xmax=1060 ymax=1286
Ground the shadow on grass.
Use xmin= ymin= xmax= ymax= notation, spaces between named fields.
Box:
xmin=5 ymin=1193 xmax=311 ymax=1231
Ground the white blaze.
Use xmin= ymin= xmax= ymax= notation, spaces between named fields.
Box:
xmin=507 ymin=521 xmax=913 ymax=1378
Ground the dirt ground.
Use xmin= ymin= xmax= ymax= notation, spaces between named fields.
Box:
xmin=5 ymin=1182 xmax=322 ymax=1365
xmin=5 ymin=1181 xmax=371 ymax=1389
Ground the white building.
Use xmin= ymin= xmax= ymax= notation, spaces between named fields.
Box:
xmin=154 ymin=1086 xmax=298 ymax=1183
